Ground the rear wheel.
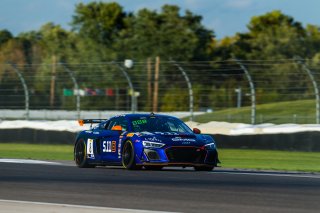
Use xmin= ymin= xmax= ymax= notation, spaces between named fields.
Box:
xmin=194 ymin=166 xmax=214 ymax=171
xmin=74 ymin=139 xmax=94 ymax=168
xmin=122 ymin=140 xmax=142 ymax=170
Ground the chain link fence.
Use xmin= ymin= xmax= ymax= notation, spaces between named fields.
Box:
xmin=1 ymin=59 xmax=320 ymax=123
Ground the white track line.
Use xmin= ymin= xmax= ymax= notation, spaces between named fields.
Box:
xmin=211 ymin=171 xmax=320 ymax=179
xmin=0 ymin=159 xmax=61 ymax=165
xmin=0 ymin=199 xmax=176 ymax=213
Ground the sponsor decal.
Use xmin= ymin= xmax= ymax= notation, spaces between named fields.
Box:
xmin=132 ymin=119 xmax=147 ymax=125
xmin=118 ymin=142 xmax=121 ymax=158
xmin=93 ymin=132 xmax=100 ymax=135
xmin=103 ymin=141 xmax=117 ymax=153
xmin=87 ymin=138 xmax=94 ymax=158
xmin=112 ymin=141 xmax=116 ymax=152
xmin=172 ymin=138 xmax=196 ymax=142
xmin=144 ymin=137 xmax=162 ymax=143
xmin=127 ymin=133 xmax=135 ymax=137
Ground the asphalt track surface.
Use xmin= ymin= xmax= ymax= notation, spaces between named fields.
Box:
xmin=0 ymin=161 xmax=320 ymax=213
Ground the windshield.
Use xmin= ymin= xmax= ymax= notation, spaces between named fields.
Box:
xmin=130 ymin=116 xmax=193 ymax=134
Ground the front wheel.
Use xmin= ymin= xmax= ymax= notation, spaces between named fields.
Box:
xmin=74 ymin=139 xmax=94 ymax=168
xmin=122 ymin=140 xmax=142 ymax=170
xmin=194 ymin=166 xmax=214 ymax=171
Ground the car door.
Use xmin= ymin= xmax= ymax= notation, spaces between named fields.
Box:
xmin=100 ymin=116 xmax=128 ymax=163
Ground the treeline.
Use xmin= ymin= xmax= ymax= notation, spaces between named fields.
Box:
xmin=1 ymin=2 xmax=320 ymax=111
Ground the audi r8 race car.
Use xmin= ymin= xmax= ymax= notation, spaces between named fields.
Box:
xmin=74 ymin=113 xmax=220 ymax=171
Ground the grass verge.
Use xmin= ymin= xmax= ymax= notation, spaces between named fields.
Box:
xmin=219 ymin=149 xmax=320 ymax=172
xmin=0 ymin=143 xmax=73 ymax=161
xmin=192 ymin=99 xmax=316 ymax=124
xmin=0 ymin=143 xmax=319 ymax=172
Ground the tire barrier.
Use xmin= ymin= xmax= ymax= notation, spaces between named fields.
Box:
xmin=211 ymin=132 xmax=320 ymax=152
xmin=0 ymin=128 xmax=77 ymax=144
xmin=0 ymin=128 xmax=319 ymax=151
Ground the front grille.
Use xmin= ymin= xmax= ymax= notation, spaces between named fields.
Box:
xmin=165 ymin=147 xmax=206 ymax=163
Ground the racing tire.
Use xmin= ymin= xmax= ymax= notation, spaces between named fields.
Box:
xmin=144 ymin=165 xmax=164 ymax=170
xmin=122 ymin=140 xmax=142 ymax=170
xmin=74 ymin=139 xmax=95 ymax=168
xmin=194 ymin=166 xmax=214 ymax=171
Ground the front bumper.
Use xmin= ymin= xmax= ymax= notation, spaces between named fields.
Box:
xmin=138 ymin=146 xmax=219 ymax=167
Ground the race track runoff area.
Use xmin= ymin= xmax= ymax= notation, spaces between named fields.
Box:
xmin=0 ymin=160 xmax=319 ymax=213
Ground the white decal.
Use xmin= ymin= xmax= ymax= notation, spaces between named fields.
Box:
xmin=144 ymin=137 xmax=162 ymax=143
xmin=103 ymin=141 xmax=116 ymax=153
xmin=172 ymin=138 xmax=196 ymax=142
xmin=118 ymin=140 xmax=122 ymax=158
xmin=87 ymin=139 xmax=94 ymax=155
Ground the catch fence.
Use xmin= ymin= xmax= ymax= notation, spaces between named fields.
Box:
xmin=1 ymin=59 xmax=320 ymax=124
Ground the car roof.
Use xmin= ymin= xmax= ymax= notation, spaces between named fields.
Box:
xmin=110 ymin=113 xmax=177 ymax=120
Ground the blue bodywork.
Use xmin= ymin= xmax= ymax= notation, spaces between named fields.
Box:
xmin=75 ymin=114 xmax=219 ymax=168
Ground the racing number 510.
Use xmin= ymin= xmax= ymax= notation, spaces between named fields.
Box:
xmin=103 ymin=141 xmax=116 ymax=152
xmin=103 ymin=141 xmax=111 ymax=152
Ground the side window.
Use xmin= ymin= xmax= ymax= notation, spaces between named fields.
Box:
xmin=100 ymin=121 xmax=110 ymax=129
xmin=167 ymin=120 xmax=185 ymax=133
xmin=167 ymin=121 xmax=178 ymax=132
xmin=107 ymin=117 xmax=128 ymax=131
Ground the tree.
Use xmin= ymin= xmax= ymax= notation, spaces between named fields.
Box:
xmin=234 ymin=10 xmax=306 ymax=59
xmin=71 ymin=2 xmax=126 ymax=46
xmin=117 ymin=5 xmax=214 ymax=61
xmin=305 ymin=24 xmax=320 ymax=57
xmin=0 ymin=29 xmax=13 ymax=46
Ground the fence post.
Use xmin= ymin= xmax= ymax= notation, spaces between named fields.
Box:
xmin=113 ymin=62 xmax=135 ymax=113
xmin=296 ymin=57 xmax=320 ymax=124
xmin=60 ymin=63 xmax=81 ymax=119
xmin=171 ymin=60 xmax=194 ymax=121
xmin=235 ymin=59 xmax=256 ymax=124
xmin=8 ymin=63 xmax=29 ymax=120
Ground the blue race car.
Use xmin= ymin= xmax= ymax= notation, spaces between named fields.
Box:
xmin=74 ymin=113 xmax=220 ymax=171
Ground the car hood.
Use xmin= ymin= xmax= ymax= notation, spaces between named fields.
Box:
xmin=138 ymin=131 xmax=213 ymax=147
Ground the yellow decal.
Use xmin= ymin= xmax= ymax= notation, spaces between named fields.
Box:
xmin=112 ymin=141 xmax=116 ymax=152
xmin=127 ymin=133 xmax=135 ymax=137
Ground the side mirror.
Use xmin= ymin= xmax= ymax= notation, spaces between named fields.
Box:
xmin=111 ymin=125 xmax=122 ymax=131
xmin=193 ymin=128 xmax=201 ymax=134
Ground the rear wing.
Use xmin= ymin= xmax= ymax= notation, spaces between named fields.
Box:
xmin=78 ymin=119 xmax=108 ymax=126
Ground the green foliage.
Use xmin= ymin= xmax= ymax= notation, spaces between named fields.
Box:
xmin=161 ymin=87 xmax=188 ymax=111
xmin=216 ymin=10 xmax=309 ymax=60
xmin=116 ymin=5 xmax=213 ymax=61
xmin=72 ymin=2 xmax=126 ymax=46
xmin=0 ymin=29 xmax=13 ymax=45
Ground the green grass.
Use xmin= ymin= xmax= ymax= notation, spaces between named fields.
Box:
xmin=193 ymin=99 xmax=317 ymax=124
xmin=1 ymin=143 xmax=320 ymax=172
xmin=219 ymin=149 xmax=320 ymax=172
xmin=0 ymin=143 xmax=73 ymax=160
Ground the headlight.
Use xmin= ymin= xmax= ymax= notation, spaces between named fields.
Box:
xmin=204 ymin=142 xmax=216 ymax=150
xmin=142 ymin=141 xmax=165 ymax=148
